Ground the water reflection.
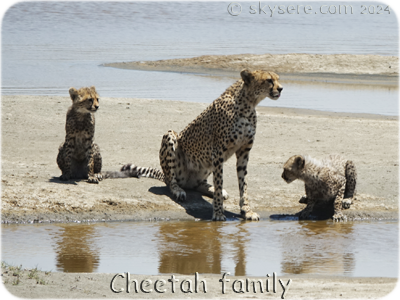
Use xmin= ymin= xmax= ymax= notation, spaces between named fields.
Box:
xmin=52 ymin=224 xmax=99 ymax=273
xmin=1 ymin=220 xmax=397 ymax=277
xmin=157 ymin=221 xmax=248 ymax=276
xmin=280 ymin=221 xmax=355 ymax=276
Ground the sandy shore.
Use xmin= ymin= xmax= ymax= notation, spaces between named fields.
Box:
xmin=1 ymin=95 xmax=398 ymax=223
xmin=103 ymin=53 xmax=399 ymax=86
xmin=2 ymin=265 xmax=397 ymax=299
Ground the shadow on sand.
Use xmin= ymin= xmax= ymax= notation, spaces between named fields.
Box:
xmin=149 ymin=186 xmax=241 ymax=220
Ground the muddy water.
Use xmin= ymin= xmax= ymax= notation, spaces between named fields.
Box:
xmin=1 ymin=219 xmax=398 ymax=277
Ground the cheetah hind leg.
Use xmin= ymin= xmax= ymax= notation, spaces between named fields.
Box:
xmin=343 ymin=160 xmax=357 ymax=209
xmin=159 ymin=130 xmax=186 ymax=202
xmin=299 ymin=195 xmax=352 ymax=210
xmin=195 ymin=181 xmax=229 ymax=200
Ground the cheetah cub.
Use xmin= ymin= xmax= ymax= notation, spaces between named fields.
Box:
xmin=57 ymin=86 xmax=103 ymax=183
xmin=121 ymin=69 xmax=283 ymax=221
xmin=282 ymin=154 xmax=357 ymax=222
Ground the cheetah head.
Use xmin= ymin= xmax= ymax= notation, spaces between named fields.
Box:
xmin=282 ymin=155 xmax=305 ymax=183
xmin=240 ymin=69 xmax=283 ymax=103
xmin=69 ymin=86 xmax=100 ymax=113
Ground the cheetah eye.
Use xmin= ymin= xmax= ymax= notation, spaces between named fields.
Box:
xmin=88 ymin=98 xmax=93 ymax=103
xmin=267 ymin=79 xmax=273 ymax=84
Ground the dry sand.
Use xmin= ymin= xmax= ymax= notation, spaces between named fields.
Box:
xmin=1 ymin=63 xmax=399 ymax=299
xmin=1 ymin=94 xmax=398 ymax=224
xmin=103 ymin=53 xmax=399 ymax=86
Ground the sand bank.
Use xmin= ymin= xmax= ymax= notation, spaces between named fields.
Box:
xmin=1 ymin=95 xmax=398 ymax=224
xmin=103 ymin=53 xmax=399 ymax=86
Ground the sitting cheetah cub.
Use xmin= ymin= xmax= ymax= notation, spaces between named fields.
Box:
xmin=57 ymin=86 xmax=103 ymax=183
xmin=121 ymin=69 xmax=283 ymax=221
xmin=281 ymin=154 xmax=357 ymax=222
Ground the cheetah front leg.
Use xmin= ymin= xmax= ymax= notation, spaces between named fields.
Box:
xmin=332 ymin=178 xmax=347 ymax=222
xmin=159 ymin=130 xmax=186 ymax=202
xmin=57 ymin=139 xmax=73 ymax=181
xmin=212 ymin=159 xmax=226 ymax=221
xmin=298 ymin=198 xmax=317 ymax=220
xmin=236 ymin=147 xmax=259 ymax=221
xmin=87 ymin=143 xmax=102 ymax=184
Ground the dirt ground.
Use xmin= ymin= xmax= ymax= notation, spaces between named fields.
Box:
xmin=103 ymin=53 xmax=399 ymax=86
xmin=1 ymin=94 xmax=398 ymax=224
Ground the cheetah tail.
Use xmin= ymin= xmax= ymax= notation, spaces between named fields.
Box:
xmin=115 ymin=163 xmax=165 ymax=182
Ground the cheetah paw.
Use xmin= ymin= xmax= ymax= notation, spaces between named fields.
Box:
xmin=299 ymin=195 xmax=308 ymax=204
xmin=298 ymin=210 xmax=310 ymax=220
xmin=174 ymin=190 xmax=186 ymax=202
xmin=59 ymin=174 xmax=71 ymax=181
xmin=242 ymin=211 xmax=260 ymax=221
xmin=342 ymin=199 xmax=352 ymax=209
xmin=332 ymin=212 xmax=347 ymax=222
xmin=87 ymin=176 xmax=100 ymax=184
xmin=212 ymin=212 xmax=226 ymax=221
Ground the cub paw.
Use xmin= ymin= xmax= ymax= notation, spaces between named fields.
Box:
xmin=59 ymin=174 xmax=71 ymax=181
xmin=332 ymin=212 xmax=347 ymax=222
xmin=94 ymin=173 xmax=103 ymax=181
xmin=299 ymin=195 xmax=308 ymax=204
xmin=242 ymin=211 xmax=260 ymax=221
xmin=87 ymin=176 xmax=100 ymax=184
xmin=212 ymin=212 xmax=226 ymax=221
xmin=342 ymin=199 xmax=352 ymax=209
xmin=298 ymin=210 xmax=310 ymax=220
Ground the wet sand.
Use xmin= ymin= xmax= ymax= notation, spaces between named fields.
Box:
xmin=103 ymin=53 xmax=399 ymax=86
xmin=1 ymin=94 xmax=398 ymax=224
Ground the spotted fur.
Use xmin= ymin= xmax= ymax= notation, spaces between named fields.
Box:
xmin=282 ymin=154 xmax=357 ymax=222
xmin=122 ymin=69 xmax=283 ymax=221
xmin=57 ymin=86 xmax=103 ymax=183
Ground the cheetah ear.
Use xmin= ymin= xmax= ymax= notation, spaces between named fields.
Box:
xmin=69 ymin=87 xmax=79 ymax=102
xmin=240 ymin=69 xmax=253 ymax=85
xmin=295 ymin=156 xmax=305 ymax=169
xmin=90 ymin=86 xmax=97 ymax=93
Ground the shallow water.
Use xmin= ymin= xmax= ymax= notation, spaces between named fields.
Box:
xmin=2 ymin=219 xmax=398 ymax=277
xmin=1 ymin=1 xmax=398 ymax=115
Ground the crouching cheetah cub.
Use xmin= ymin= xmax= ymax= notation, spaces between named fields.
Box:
xmin=57 ymin=86 xmax=103 ymax=184
xmin=281 ymin=154 xmax=357 ymax=222
xmin=121 ymin=69 xmax=283 ymax=221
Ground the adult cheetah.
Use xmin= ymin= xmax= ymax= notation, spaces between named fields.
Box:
xmin=281 ymin=154 xmax=357 ymax=222
xmin=121 ymin=69 xmax=283 ymax=221
xmin=57 ymin=86 xmax=103 ymax=183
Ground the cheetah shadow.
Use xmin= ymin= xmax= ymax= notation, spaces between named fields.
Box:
xmin=270 ymin=200 xmax=336 ymax=221
xmin=49 ymin=176 xmax=79 ymax=185
xmin=148 ymin=186 xmax=241 ymax=220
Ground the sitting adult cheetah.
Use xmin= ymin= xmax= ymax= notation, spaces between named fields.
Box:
xmin=121 ymin=69 xmax=283 ymax=221
xmin=281 ymin=154 xmax=357 ymax=222
xmin=57 ymin=86 xmax=103 ymax=184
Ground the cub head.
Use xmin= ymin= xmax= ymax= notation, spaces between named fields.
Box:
xmin=69 ymin=86 xmax=99 ymax=113
xmin=240 ymin=69 xmax=283 ymax=103
xmin=282 ymin=155 xmax=305 ymax=184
